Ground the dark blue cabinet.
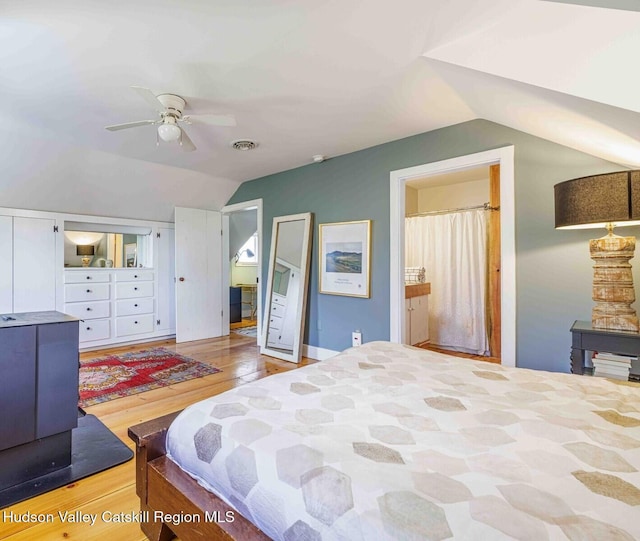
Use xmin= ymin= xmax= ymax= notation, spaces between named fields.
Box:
xmin=0 ymin=311 xmax=79 ymax=491
xmin=230 ymin=286 xmax=242 ymax=323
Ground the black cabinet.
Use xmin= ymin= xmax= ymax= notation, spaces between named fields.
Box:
xmin=0 ymin=311 xmax=79 ymax=490
xmin=0 ymin=326 xmax=36 ymax=450
xmin=230 ymin=286 xmax=242 ymax=323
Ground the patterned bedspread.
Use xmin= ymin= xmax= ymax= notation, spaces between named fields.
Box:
xmin=166 ymin=341 xmax=640 ymax=540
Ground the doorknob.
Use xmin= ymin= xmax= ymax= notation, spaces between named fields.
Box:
xmin=179 ymin=277 xmax=185 ymax=282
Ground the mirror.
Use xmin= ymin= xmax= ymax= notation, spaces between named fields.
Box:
xmin=261 ymin=213 xmax=313 ymax=363
xmin=64 ymin=231 xmax=151 ymax=268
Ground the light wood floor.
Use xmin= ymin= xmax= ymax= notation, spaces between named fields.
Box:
xmin=229 ymin=318 xmax=257 ymax=330
xmin=1 ymin=334 xmax=313 ymax=541
xmin=417 ymin=342 xmax=501 ymax=364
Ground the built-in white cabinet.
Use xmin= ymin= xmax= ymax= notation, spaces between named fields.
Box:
xmin=405 ymin=295 xmax=429 ymax=345
xmin=1 ymin=206 xmax=176 ymax=349
xmin=156 ymin=227 xmax=176 ymax=333
xmin=64 ymin=263 xmax=173 ymax=348
xmin=404 ymin=283 xmax=431 ymax=346
xmin=0 ymin=214 xmax=57 ymax=314
xmin=0 ymin=216 xmax=13 ymax=313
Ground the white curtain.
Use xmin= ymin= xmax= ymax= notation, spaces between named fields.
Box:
xmin=405 ymin=209 xmax=488 ymax=355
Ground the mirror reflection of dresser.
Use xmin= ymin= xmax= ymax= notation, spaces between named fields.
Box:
xmin=266 ymin=261 xmax=300 ymax=350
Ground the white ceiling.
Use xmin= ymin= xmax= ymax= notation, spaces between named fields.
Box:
xmin=2 ymin=0 xmax=639 ymax=220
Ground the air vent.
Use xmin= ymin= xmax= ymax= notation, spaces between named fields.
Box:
xmin=231 ymin=139 xmax=258 ymax=151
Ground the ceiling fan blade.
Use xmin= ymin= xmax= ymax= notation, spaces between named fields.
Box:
xmin=105 ymin=120 xmax=157 ymax=131
xmin=131 ymin=86 xmax=166 ymax=113
xmin=182 ymin=114 xmax=236 ymax=127
xmin=179 ymin=128 xmax=197 ymax=152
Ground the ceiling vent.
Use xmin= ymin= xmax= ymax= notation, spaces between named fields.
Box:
xmin=231 ymin=139 xmax=258 ymax=151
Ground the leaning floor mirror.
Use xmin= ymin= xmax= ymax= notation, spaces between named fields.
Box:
xmin=261 ymin=212 xmax=313 ymax=363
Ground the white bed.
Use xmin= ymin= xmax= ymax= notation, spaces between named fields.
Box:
xmin=166 ymin=341 xmax=640 ymax=540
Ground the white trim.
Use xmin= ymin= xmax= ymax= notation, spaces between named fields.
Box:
xmin=390 ymin=146 xmax=516 ymax=367
xmin=222 ymin=199 xmax=263 ymax=343
xmin=302 ymin=344 xmax=339 ymax=361
xmin=79 ymin=334 xmax=176 ymax=352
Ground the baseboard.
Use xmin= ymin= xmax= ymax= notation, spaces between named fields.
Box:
xmin=79 ymin=334 xmax=176 ymax=352
xmin=302 ymin=344 xmax=339 ymax=361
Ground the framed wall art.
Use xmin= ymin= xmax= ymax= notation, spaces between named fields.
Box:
xmin=319 ymin=219 xmax=371 ymax=298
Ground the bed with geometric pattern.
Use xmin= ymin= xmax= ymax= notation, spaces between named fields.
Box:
xmin=130 ymin=341 xmax=640 ymax=541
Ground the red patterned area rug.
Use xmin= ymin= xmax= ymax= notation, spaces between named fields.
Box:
xmin=79 ymin=347 xmax=221 ymax=408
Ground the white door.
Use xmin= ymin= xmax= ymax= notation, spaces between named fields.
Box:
xmin=13 ymin=216 xmax=56 ymax=313
xmin=156 ymin=227 xmax=176 ymax=333
xmin=175 ymin=207 xmax=223 ymax=343
xmin=0 ymin=216 xmax=12 ymax=313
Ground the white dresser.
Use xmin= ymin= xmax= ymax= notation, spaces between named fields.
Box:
xmin=64 ymin=268 xmax=170 ymax=348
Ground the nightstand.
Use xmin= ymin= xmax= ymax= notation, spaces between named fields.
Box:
xmin=570 ymin=320 xmax=640 ymax=376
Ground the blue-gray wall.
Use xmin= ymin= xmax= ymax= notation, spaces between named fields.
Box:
xmin=229 ymin=119 xmax=633 ymax=372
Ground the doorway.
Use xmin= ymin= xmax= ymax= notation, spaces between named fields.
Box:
xmin=221 ymin=199 xmax=263 ymax=344
xmin=390 ymin=147 xmax=516 ymax=367
xmin=404 ymin=164 xmax=500 ymax=360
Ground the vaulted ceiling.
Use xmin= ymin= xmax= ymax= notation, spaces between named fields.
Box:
xmin=2 ymin=0 xmax=639 ymax=220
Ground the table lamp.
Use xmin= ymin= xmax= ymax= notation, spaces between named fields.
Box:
xmin=77 ymin=244 xmax=95 ymax=267
xmin=555 ymin=171 xmax=640 ymax=332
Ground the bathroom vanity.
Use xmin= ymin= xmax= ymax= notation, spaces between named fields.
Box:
xmin=405 ymin=282 xmax=430 ymax=345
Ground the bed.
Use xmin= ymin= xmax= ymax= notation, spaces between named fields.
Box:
xmin=129 ymin=341 xmax=640 ymax=541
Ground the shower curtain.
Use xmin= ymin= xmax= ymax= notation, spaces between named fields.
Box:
xmin=405 ymin=209 xmax=489 ymax=355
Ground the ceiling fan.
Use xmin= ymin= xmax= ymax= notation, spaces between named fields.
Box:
xmin=105 ymin=86 xmax=236 ymax=152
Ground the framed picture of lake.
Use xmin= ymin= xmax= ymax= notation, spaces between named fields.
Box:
xmin=319 ymin=220 xmax=371 ymax=298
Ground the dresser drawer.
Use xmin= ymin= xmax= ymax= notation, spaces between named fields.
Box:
xmin=64 ymin=301 xmax=110 ymax=320
xmin=272 ymin=293 xmax=286 ymax=306
xmin=115 ymin=281 xmax=154 ymax=299
xmin=65 ymin=283 xmax=110 ymax=303
xmin=267 ymin=314 xmax=282 ymax=331
xmin=269 ymin=302 xmax=286 ymax=318
xmin=64 ymin=272 xmax=110 ymax=284
xmin=116 ymin=314 xmax=154 ymax=337
xmin=114 ymin=270 xmax=154 ymax=282
xmin=79 ymin=319 xmax=110 ymax=342
xmin=116 ymin=298 xmax=154 ymax=316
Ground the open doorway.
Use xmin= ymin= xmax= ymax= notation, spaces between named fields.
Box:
xmin=404 ymin=164 xmax=501 ymax=362
xmin=390 ymin=147 xmax=516 ymax=367
xmin=222 ymin=199 xmax=263 ymax=344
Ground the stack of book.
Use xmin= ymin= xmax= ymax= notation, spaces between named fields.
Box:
xmin=592 ymin=352 xmax=635 ymax=381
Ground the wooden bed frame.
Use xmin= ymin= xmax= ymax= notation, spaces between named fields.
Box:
xmin=128 ymin=412 xmax=269 ymax=541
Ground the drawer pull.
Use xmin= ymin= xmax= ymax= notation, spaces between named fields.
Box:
xmin=86 ymin=276 xmax=92 ymax=280
xmin=134 ymin=304 xmax=138 ymax=307
xmin=86 ymin=326 xmax=91 ymax=331
xmin=86 ymin=307 xmax=92 ymax=311
xmin=134 ymin=321 xmax=138 ymax=324
xmin=86 ymin=289 xmax=92 ymax=293
xmin=134 ymin=287 xmax=138 ymax=291
xmin=134 ymin=274 xmax=138 ymax=278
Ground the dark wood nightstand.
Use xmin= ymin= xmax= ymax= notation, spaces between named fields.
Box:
xmin=570 ymin=320 xmax=640 ymax=377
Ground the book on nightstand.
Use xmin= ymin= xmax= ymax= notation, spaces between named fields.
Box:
xmin=592 ymin=352 xmax=633 ymax=381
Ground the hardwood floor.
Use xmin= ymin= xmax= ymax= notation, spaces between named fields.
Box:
xmin=1 ymin=334 xmax=313 ymax=541
xmin=229 ymin=318 xmax=257 ymax=330
xmin=417 ymin=342 xmax=501 ymax=364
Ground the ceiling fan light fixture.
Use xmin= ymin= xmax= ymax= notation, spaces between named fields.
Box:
xmin=157 ymin=123 xmax=181 ymax=142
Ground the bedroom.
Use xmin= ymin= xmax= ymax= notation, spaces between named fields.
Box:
xmin=1 ymin=1 xmax=640 ymax=540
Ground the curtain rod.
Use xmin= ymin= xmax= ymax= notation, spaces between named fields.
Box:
xmin=406 ymin=202 xmax=500 ymax=218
